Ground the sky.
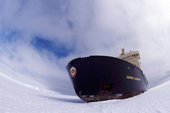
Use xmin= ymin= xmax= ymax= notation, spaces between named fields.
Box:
xmin=0 ymin=0 xmax=170 ymax=94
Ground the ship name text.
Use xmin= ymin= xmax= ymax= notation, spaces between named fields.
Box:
xmin=126 ymin=76 xmax=141 ymax=81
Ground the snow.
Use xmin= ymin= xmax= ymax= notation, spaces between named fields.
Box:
xmin=1 ymin=70 xmax=170 ymax=113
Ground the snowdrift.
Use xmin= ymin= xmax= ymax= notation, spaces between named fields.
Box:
xmin=0 ymin=69 xmax=170 ymax=113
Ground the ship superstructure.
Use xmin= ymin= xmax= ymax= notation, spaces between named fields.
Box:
xmin=118 ymin=48 xmax=141 ymax=69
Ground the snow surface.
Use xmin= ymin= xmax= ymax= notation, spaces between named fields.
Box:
xmin=1 ymin=69 xmax=170 ymax=113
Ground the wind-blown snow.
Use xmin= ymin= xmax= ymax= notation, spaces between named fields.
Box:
xmin=1 ymin=69 xmax=170 ymax=113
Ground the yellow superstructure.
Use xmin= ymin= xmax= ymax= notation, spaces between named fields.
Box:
xmin=118 ymin=49 xmax=141 ymax=69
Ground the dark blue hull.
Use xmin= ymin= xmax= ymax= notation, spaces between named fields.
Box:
xmin=66 ymin=56 xmax=148 ymax=102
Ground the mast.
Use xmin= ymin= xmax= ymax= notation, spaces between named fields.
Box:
xmin=120 ymin=48 xmax=125 ymax=56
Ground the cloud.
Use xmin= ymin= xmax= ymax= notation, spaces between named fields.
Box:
xmin=0 ymin=0 xmax=170 ymax=93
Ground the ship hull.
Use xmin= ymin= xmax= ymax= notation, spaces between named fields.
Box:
xmin=66 ymin=56 xmax=148 ymax=102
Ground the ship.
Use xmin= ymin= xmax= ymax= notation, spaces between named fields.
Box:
xmin=66 ymin=49 xmax=148 ymax=102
